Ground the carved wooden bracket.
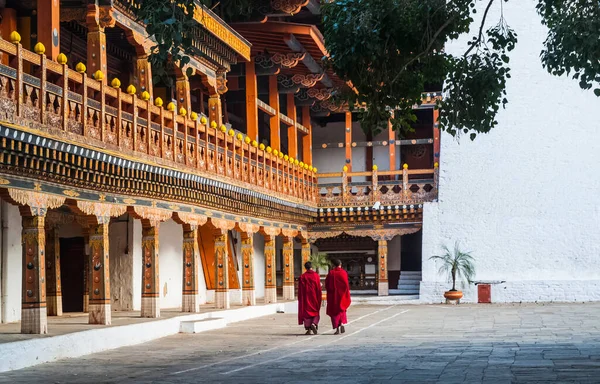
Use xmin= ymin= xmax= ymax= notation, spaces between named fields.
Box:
xmin=307 ymin=88 xmax=333 ymax=101
xmin=272 ymin=52 xmax=306 ymax=68
xmin=277 ymin=74 xmax=302 ymax=94
xmin=291 ymin=73 xmax=324 ymax=88
xmin=271 ymin=0 xmax=309 ymax=14
xmin=8 ymin=189 xmax=65 ymax=216
xmin=308 ymin=227 xmax=421 ymax=243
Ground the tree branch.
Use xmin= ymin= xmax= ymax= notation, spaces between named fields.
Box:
xmin=463 ymin=0 xmax=496 ymax=57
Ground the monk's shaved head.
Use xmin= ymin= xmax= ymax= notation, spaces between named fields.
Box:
xmin=332 ymin=258 xmax=342 ymax=267
xmin=304 ymin=261 xmax=312 ymax=270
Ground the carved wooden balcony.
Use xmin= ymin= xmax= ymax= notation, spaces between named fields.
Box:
xmin=0 ymin=37 xmax=317 ymax=208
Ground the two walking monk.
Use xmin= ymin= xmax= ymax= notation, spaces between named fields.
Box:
xmin=298 ymin=258 xmax=351 ymax=335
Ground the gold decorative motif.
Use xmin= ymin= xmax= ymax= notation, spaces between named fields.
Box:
xmin=169 ymin=205 xmax=181 ymax=211
xmin=271 ymin=0 xmax=308 ymax=15
xmin=0 ymin=178 xmax=10 ymax=185
xmin=272 ymin=52 xmax=306 ymax=68
xmin=291 ymin=73 xmax=324 ymax=87
xmin=176 ymin=212 xmax=208 ymax=227
xmin=122 ymin=198 xmax=136 ymax=205
xmin=238 ymin=222 xmax=260 ymax=235
xmin=8 ymin=189 xmax=65 ymax=211
xmin=98 ymin=194 xmax=106 ymax=202
xmin=308 ymin=227 xmax=421 ymax=242
xmin=262 ymin=226 xmax=281 ymax=237
xmin=193 ymin=5 xmax=251 ymax=61
xmin=76 ymin=201 xmax=127 ymax=220
xmin=133 ymin=206 xmax=173 ymax=226
xmin=281 ymin=228 xmax=296 ymax=238
xmin=210 ymin=218 xmax=236 ymax=231
xmin=63 ymin=190 xmax=80 ymax=197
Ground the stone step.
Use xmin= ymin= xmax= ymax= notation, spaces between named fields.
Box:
xmin=395 ymin=289 xmax=420 ymax=295
xmin=400 ymin=272 xmax=422 ymax=276
xmin=180 ymin=318 xmax=226 ymax=334
xmin=399 ymin=277 xmax=421 ymax=283
xmin=397 ymin=284 xmax=420 ymax=289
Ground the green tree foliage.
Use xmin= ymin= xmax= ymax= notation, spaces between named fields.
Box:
xmin=429 ymin=242 xmax=475 ymax=291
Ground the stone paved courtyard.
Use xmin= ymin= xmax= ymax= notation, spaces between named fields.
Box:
xmin=1 ymin=303 xmax=600 ymax=383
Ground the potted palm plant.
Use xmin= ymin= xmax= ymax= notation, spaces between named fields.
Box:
xmin=429 ymin=242 xmax=475 ymax=302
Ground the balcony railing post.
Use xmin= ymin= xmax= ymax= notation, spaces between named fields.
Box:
xmin=342 ymin=167 xmax=348 ymax=205
xmin=146 ymin=100 xmax=151 ymax=154
xmin=100 ymin=81 xmax=106 ymax=142
xmin=39 ymin=53 xmax=47 ymax=125
xmin=371 ymin=165 xmax=378 ymax=205
xmin=116 ymin=87 xmax=122 ymax=146
xmin=61 ymin=61 xmax=68 ymax=131
xmin=132 ymin=95 xmax=138 ymax=151
xmin=81 ymin=72 xmax=88 ymax=137
xmin=15 ymin=41 xmax=23 ymax=118
xmin=184 ymin=117 xmax=189 ymax=165
xmin=159 ymin=105 xmax=165 ymax=159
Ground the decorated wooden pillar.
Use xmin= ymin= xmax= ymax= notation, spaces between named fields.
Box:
xmin=282 ymin=236 xmax=295 ymax=300
xmin=241 ymin=232 xmax=255 ymax=306
xmin=214 ymin=229 xmax=230 ymax=309
xmin=388 ymin=116 xmax=396 ymax=172
xmin=85 ymin=4 xmax=110 ymax=81
xmin=378 ymin=239 xmax=389 ymax=296
xmin=182 ymin=224 xmax=201 ymax=312
xmin=45 ymin=228 xmax=62 ymax=316
xmin=176 ymin=75 xmax=192 ymax=114
xmin=287 ymin=94 xmax=298 ymax=158
xmin=88 ymin=219 xmax=111 ymax=325
xmin=134 ymin=56 xmax=153 ymax=100
xmin=264 ymin=235 xmax=277 ymax=304
xmin=37 ymin=0 xmax=60 ymax=60
xmin=245 ymin=61 xmax=259 ymax=141
xmin=301 ymin=239 xmax=311 ymax=265
xmin=301 ymin=106 xmax=312 ymax=166
xmin=208 ymin=94 xmax=222 ymax=127
xmin=269 ymin=75 xmax=281 ymax=151
xmin=141 ymin=221 xmax=160 ymax=318
xmin=21 ymin=213 xmax=48 ymax=334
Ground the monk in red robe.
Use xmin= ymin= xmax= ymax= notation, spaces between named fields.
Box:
xmin=297 ymin=261 xmax=322 ymax=335
xmin=325 ymin=258 xmax=351 ymax=334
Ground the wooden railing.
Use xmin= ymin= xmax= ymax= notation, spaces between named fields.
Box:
xmin=0 ymin=36 xmax=317 ymax=205
xmin=317 ymin=167 xmax=438 ymax=208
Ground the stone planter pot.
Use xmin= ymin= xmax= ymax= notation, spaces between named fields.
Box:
xmin=444 ymin=290 xmax=463 ymax=301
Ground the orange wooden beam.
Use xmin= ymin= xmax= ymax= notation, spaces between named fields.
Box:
xmin=245 ymin=61 xmax=259 ymax=141
xmin=269 ymin=75 xmax=281 ymax=150
xmin=302 ymin=106 xmax=312 ymax=165
xmin=37 ymin=0 xmax=60 ymax=60
xmin=433 ymin=108 xmax=440 ymax=166
xmin=0 ymin=9 xmax=17 ymax=65
xmin=287 ymin=93 xmax=297 ymax=158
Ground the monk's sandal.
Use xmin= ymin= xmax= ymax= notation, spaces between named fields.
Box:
xmin=310 ymin=324 xmax=318 ymax=335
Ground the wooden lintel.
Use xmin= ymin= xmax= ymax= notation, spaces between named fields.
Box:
xmin=284 ymin=34 xmax=333 ymax=88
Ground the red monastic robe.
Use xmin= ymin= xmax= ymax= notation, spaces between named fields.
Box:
xmin=325 ymin=267 xmax=351 ymax=325
xmin=297 ymin=269 xmax=322 ymax=325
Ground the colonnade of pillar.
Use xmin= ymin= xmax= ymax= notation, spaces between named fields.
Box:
xmin=11 ymin=191 xmax=311 ymax=334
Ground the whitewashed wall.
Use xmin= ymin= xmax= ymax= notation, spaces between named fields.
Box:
xmin=421 ymin=1 xmax=600 ymax=303
xmin=0 ymin=203 xmax=22 ymax=323
xmin=253 ymin=233 xmax=266 ymax=299
xmin=157 ymin=219 xmax=183 ymax=309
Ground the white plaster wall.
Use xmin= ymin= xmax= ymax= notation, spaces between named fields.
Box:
xmin=421 ymin=1 xmax=600 ymax=303
xmin=158 ymin=219 xmax=183 ymax=309
xmin=1 ymin=203 xmax=22 ymax=323
xmin=132 ymin=220 xmax=142 ymax=311
xmin=253 ymin=233 xmax=265 ymax=299
xmin=388 ymin=236 xmax=401 ymax=271
xmin=109 ymin=216 xmax=134 ymax=311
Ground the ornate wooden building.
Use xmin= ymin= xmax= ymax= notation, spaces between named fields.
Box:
xmin=0 ymin=0 xmax=439 ymax=334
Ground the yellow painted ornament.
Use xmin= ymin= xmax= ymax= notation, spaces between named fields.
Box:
xmin=111 ymin=78 xmax=121 ymax=88
xmin=244 ymin=136 xmax=251 ymax=144
xmin=278 ymin=152 xmax=284 ymax=159
xmin=273 ymin=149 xmax=279 ymax=156
xmin=75 ymin=62 xmax=86 ymax=73
xmin=309 ymin=166 xmax=314 ymax=172
xmin=228 ymin=129 xmax=235 ymax=137
xmin=57 ymin=53 xmax=68 ymax=65
xmin=289 ymin=157 xmax=295 ymax=164
xmin=343 ymin=165 xmax=348 ymax=172
xmin=259 ymin=143 xmax=265 ymax=151
xmin=179 ymin=107 xmax=187 ymax=116
xmin=127 ymin=85 xmax=137 ymax=95
xmin=93 ymin=70 xmax=104 ymax=81
xmin=434 ymin=162 xmax=439 ymax=168
xmin=252 ymin=140 xmax=258 ymax=148
xmin=236 ymin=133 xmax=243 ymax=141
xmin=210 ymin=121 xmax=217 ymax=129
xmin=304 ymin=163 xmax=309 ymax=170
xmin=34 ymin=42 xmax=45 ymax=54
xmin=154 ymin=97 xmax=163 ymax=107
xmin=313 ymin=167 xmax=318 ymax=173
xmin=200 ymin=116 xmax=207 ymax=124
xmin=190 ymin=112 xmax=198 ymax=121
xmin=220 ymin=125 xmax=227 ymax=133
xmin=284 ymin=155 xmax=289 ymax=161
xmin=299 ymin=161 xmax=304 ymax=167
xmin=141 ymin=91 xmax=151 ymax=101
xmin=9 ymin=31 xmax=21 ymax=44
xmin=266 ymin=146 xmax=272 ymax=154
xmin=372 ymin=164 xmax=378 ymax=171
xmin=403 ymin=163 xmax=408 ymax=169
xmin=166 ymin=102 xmax=176 ymax=112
